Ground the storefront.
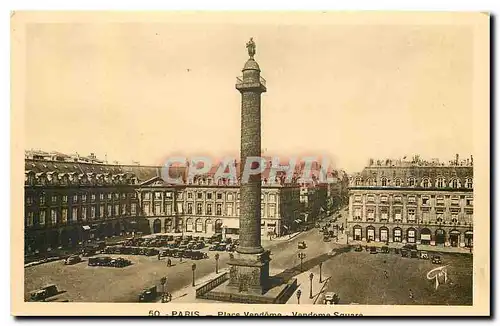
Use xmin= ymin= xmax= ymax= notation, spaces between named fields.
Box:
xmin=449 ymin=230 xmax=460 ymax=247
xmin=465 ymin=230 xmax=473 ymax=248
xmin=353 ymin=226 xmax=362 ymax=241
xmin=366 ymin=226 xmax=375 ymax=241
xmin=435 ymin=229 xmax=446 ymax=245
xmin=223 ymin=218 xmax=239 ymax=235
xmin=393 ymin=228 xmax=402 ymax=242
xmin=379 ymin=227 xmax=388 ymax=242
xmin=407 ymin=228 xmax=416 ymax=243
xmin=420 ymin=228 xmax=431 ymax=245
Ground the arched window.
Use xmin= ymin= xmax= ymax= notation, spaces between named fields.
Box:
xmin=367 ymin=178 xmax=376 ymax=186
xmin=355 ymin=178 xmax=362 ymax=186
xmin=381 ymin=178 xmax=388 ymax=187
xmin=436 ymin=177 xmax=445 ymax=188
xmin=408 ymin=177 xmax=416 ymax=187
xmin=394 ymin=178 xmax=402 ymax=187
xmin=422 ymin=178 xmax=431 ymax=188
xmin=465 ymin=178 xmax=473 ymax=189
xmin=451 ymin=178 xmax=460 ymax=188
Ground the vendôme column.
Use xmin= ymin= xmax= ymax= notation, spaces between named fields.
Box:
xmin=236 ymin=37 xmax=266 ymax=255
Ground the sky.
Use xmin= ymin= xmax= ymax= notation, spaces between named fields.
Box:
xmin=23 ymin=15 xmax=474 ymax=172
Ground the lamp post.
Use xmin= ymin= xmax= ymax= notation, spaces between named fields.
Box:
xmin=319 ymin=262 xmax=323 ymax=283
xmin=309 ymin=273 xmax=314 ymax=299
xmin=191 ymin=263 xmax=197 ymax=287
xmin=160 ymin=276 xmax=167 ymax=297
xmin=215 ymin=253 xmax=220 ymax=274
xmin=298 ymin=252 xmax=306 ymax=272
xmin=296 ymin=289 xmax=302 ymax=304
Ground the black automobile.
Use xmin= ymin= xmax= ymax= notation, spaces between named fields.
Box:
xmin=354 ymin=245 xmax=363 ymax=252
xmin=298 ymin=241 xmax=307 ymax=249
xmin=369 ymin=246 xmax=377 ymax=254
xmin=139 ymin=286 xmax=158 ymax=302
xmin=432 ymin=255 xmax=442 ymax=264
xmin=410 ymin=250 xmax=419 ymax=258
xmin=400 ymin=249 xmax=410 ymax=258
xmin=381 ymin=246 xmax=390 ymax=254
xmin=64 ymin=255 xmax=82 ymax=265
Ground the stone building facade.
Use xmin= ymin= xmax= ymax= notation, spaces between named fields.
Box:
xmin=24 ymin=158 xmax=159 ymax=254
xmin=347 ymin=158 xmax=474 ymax=248
xmin=138 ymin=175 xmax=301 ymax=238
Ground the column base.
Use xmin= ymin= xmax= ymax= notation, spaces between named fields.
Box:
xmin=227 ymin=251 xmax=271 ymax=295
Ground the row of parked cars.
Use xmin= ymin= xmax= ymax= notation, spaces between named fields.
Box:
xmin=160 ymin=248 xmax=208 ymax=260
xmin=124 ymin=234 xmax=222 ymax=248
xmin=103 ymin=246 xmax=159 ymax=256
xmin=88 ymin=256 xmax=132 ymax=268
xmin=208 ymin=239 xmax=238 ymax=252
xmin=353 ymin=244 xmax=443 ymax=264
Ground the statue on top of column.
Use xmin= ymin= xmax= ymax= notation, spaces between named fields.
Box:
xmin=246 ymin=37 xmax=256 ymax=59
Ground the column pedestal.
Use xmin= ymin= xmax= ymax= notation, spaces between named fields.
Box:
xmin=227 ymin=250 xmax=271 ymax=295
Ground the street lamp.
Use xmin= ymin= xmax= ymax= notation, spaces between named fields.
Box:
xmin=160 ymin=276 xmax=167 ymax=296
xmin=298 ymin=252 xmax=306 ymax=272
xmin=215 ymin=253 xmax=220 ymax=274
xmin=191 ymin=263 xmax=197 ymax=287
xmin=296 ymin=289 xmax=302 ymax=304
xmin=319 ymin=262 xmax=323 ymax=283
xmin=309 ymin=273 xmax=314 ymax=299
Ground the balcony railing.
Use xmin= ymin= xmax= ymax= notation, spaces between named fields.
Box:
xmin=236 ymin=76 xmax=266 ymax=87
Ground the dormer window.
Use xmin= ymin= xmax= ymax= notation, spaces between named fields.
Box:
xmin=381 ymin=178 xmax=388 ymax=187
xmin=394 ymin=178 xmax=402 ymax=187
xmin=408 ymin=177 xmax=416 ymax=187
xmin=451 ymin=178 xmax=460 ymax=188
xmin=436 ymin=177 xmax=445 ymax=188
xmin=465 ymin=178 xmax=473 ymax=189
xmin=422 ymin=178 xmax=431 ymax=188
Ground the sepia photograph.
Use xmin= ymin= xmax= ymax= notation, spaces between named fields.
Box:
xmin=10 ymin=11 xmax=490 ymax=316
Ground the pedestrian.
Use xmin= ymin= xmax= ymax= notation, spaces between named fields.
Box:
xmin=384 ymin=271 xmax=388 ymax=278
xmin=167 ymin=258 xmax=172 ymax=267
xmin=158 ymin=253 xmax=161 ymax=261
xmin=409 ymin=289 xmax=414 ymax=299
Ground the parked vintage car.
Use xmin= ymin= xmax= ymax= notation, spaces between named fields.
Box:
xmin=432 ymin=255 xmax=442 ymax=264
xmin=109 ymin=257 xmax=132 ymax=268
xmin=139 ymin=286 xmax=158 ymax=302
xmin=323 ymin=236 xmax=331 ymax=242
xmin=323 ymin=292 xmax=340 ymax=305
xmin=369 ymin=246 xmax=378 ymax=254
xmin=381 ymin=246 xmax=390 ymax=254
xmin=402 ymin=244 xmax=418 ymax=251
xmin=354 ymin=245 xmax=363 ymax=252
xmin=419 ymin=251 xmax=429 ymax=259
xmin=64 ymin=255 xmax=82 ymax=265
xmin=29 ymin=284 xmax=59 ymax=302
xmin=88 ymin=256 xmax=112 ymax=266
xmin=410 ymin=249 xmax=419 ymax=258
xmin=400 ymin=249 xmax=410 ymax=258
xmin=297 ymin=241 xmax=307 ymax=249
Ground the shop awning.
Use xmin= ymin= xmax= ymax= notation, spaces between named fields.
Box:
xmin=82 ymin=225 xmax=91 ymax=231
xmin=222 ymin=219 xmax=239 ymax=229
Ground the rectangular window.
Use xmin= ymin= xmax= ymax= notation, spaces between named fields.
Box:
xmin=62 ymin=195 xmax=68 ymax=203
xmin=155 ymin=203 xmax=161 ymax=215
xmin=394 ymin=209 xmax=402 ymax=221
xmin=408 ymin=196 xmax=416 ymax=204
xmin=269 ymin=194 xmax=276 ymax=202
xmin=52 ymin=195 xmax=58 ymax=203
xmin=367 ymin=208 xmax=375 ymax=221
xmin=165 ymin=203 xmax=172 ymax=216
xmin=197 ymin=192 xmax=203 ymax=200
xmin=91 ymin=206 xmax=96 ymax=219
xmin=131 ymin=192 xmax=137 ymax=199
xmin=187 ymin=192 xmax=193 ymax=199
xmin=39 ymin=211 xmax=46 ymax=226
xmin=394 ymin=229 xmax=402 ymax=242
xmin=354 ymin=195 xmax=362 ymax=202
xmin=99 ymin=205 xmax=105 ymax=217
xmin=422 ymin=210 xmax=430 ymax=223
xmin=26 ymin=196 xmax=33 ymax=205
xmin=380 ymin=228 xmax=388 ymax=242
xmin=367 ymin=195 xmax=375 ymax=202
xmin=100 ymin=193 xmax=104 ymax=200
xmin=155 ymin=192 xmax=162 ymax=200
xmin=466 ymin=197 xmax=473 ymax=206
xmin=207 ymin=203 xmax=212 ymax=215
xmin=144 ymin=192 xmax=150 ymax=200
xmin=422 ymin=197 xmax=430 ymax=205
xmin=407 ymin=208 xmax=416 ymax=222
xmin=39 ymin=195 xmax=46 ymax=205
xmin=380 ymin=209 xmax=388 ymax=221
xmin=227 ymin=193 xmax=234 ymax=201
xmin=131 ymin=203 xmax=137 ymax=215
xmin=114 ymin=193 xmax=119 ymax=199
xmin=394 ymin=195 xmax=402 ymax=203
xmin=227 ymin=203 xmax=234 ymax=216
xmin=166 ymin=191 xmax=173 ymax=199
xmin=91 ymin=194 xmax=96 ymax=201
xmin=51 ymin=209 xmax=57 ymax=225
xmin=380 ymin=195 xmax=388 ymax=203
xmin=197 ymin=203 xmax=203 ymax=215
xmin=217 ymin=193 xmax=222 ymax=200
xmin=187 ymin=203 xmax=193 ymax=214
xmin=216 ymin=203 xmax=222 ymax=216
xmin=72 ymin=207 xmax=78 ymax=222
xmin=176 ymin=202 xmax=183 ymax=214
xmin=354 ymin=207 xmax=362 ymax=220
xmin=122 ymin=204 xmax=127 ymax=215
xmin=451 ymin=196 xmax=460 ymax=206
xmin=261 ymin=205 xmax=265 ymax=217
xmin=236 ymin=205 xmax=240 ymax=216
xmin=26 ymin=212 xmax=34 ymax=227
xmin=108 ymin=193 xmax=113 ymax=200
xmin=436 ymin=196 xmax=445 ymax=206
xmin=268 ymin=205 xmax=276 ymax=218
xmin=72 ymin=194 xmax=78 ymax=203
xmin=108 ymin=205 xmax=112 ymax=217
xmin=81 ymin=207 xmax=87 ymax=221
xmin=114 ymin=204 xmax=119 ymax=216
xmin=207 ymin=192 xmax=213 ymax=200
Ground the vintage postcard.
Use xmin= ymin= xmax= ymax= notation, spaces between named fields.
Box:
xmin=11 ymin=11 xmax=490 ymax=316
